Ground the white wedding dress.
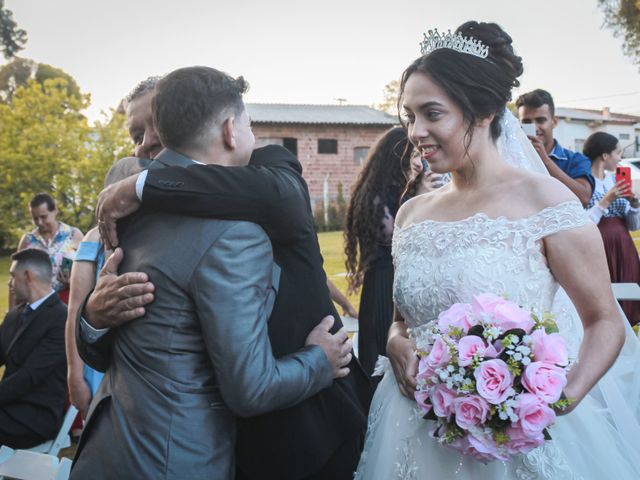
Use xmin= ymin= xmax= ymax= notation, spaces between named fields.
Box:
xmin=355 ymin=200 xmax=640 ymax=480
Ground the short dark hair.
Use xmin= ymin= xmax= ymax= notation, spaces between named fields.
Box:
xmin=11 ymin=248 xmax=53 ymax=283
xmin=515 ymin=89 xmax=555 ymax=116
xmin=125 ymin=76 xmax=161 ymax=104
xmin=583 ymin=132 xmax=619 ymax=162
xmin=399 ymin=21 xmax=523 ymax=149
xmin=29 ymin=193 xmax=56 ymax=211
xmin=153 ymin=66 xmax=249 ymax=153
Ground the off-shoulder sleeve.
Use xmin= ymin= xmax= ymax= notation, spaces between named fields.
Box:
xmin=527 ymin=201 xmax=591 ymax=241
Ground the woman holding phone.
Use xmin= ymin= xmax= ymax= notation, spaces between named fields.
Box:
xmin=584 ymin=131 xmax=640 ymax=325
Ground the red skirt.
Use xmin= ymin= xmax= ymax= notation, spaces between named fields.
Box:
xmin=598 ymin=217 xmax=640 ymax=325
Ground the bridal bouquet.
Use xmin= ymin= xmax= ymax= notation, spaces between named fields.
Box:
xmin=414 ymin=293 xmax=572 ymax=463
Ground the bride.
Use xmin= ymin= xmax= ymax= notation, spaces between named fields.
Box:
xmin=355 ymin=21 xmax=640 ymax=479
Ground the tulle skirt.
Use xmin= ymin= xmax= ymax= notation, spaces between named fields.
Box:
xmin=355 ymin=290 xmax=640 ymax=480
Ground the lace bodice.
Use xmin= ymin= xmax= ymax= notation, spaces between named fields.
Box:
xmin=392 ymin=201 xmax=589 ymax=331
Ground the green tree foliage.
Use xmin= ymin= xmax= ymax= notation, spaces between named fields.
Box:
xmin=598 ymin=0 xmax=640 ymax=68
xmin=0 ymin=58 xmax=81 ymax=102
xmin=0 ymin=76 xmax=133 ymax=248
xmin=0 ymin=0 xmax=26 ymax=60
xmin=377 ymin=79 xmax=400 ymax=115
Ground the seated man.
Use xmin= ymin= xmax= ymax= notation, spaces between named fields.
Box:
xmin=0 ymin=248 xmax=67 ymax=448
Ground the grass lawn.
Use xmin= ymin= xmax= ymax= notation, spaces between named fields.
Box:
xmin=318 ymin=231 xmax=361 ymax=314
xmin=0 ymin=231 xmax=360 ymax=319
xmin=633 ymin=231 xmax=640 ymax=254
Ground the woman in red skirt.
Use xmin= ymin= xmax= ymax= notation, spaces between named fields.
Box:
xmin=584 ymin=131 xmax=640 ymax=325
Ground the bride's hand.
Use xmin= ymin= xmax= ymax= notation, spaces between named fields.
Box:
xmin=386 ymin=320 xmax=418 ymax=400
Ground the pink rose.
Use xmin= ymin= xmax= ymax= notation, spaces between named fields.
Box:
xmin=521 ymin=362 xmax=567 ymax=403
xmin=430 ymin=384 xmax=457 ymax=419
xmin=492 ymin=301 xmax=535 ymax=333
xmin=472 ymin=293 xmax=508 ymax=315
xmin=458 ymin=336 xmax=488 ymax=366
xmin=437 ymin=303 xmax=477 ymax=333
xmin=505 ymin=425 xmax=544 ymax=455
xmin=516 ymin=393 xmax=556 ymax=438
xmin=468 ymin=434 xmax=510 ymax=463
xmin=473 ymin=359 xmax=514 ymax=404
xmin=417 ymin=356 xmax=436 ymax=383
xmin=426 ymin=337 xmax=451 ymax=369
xmin=485 ymin=342 xmax=499 ymax=358
xmin=453 ymin=394 xmax=490 ymax=430
xmin=414 ymin=390 xmax=432 ymax=414
xmin=530 ymin=329 xmax=569 ymax=366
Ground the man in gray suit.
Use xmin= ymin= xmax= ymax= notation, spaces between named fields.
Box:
xmin=70 ymin=67 xmax=352 ymax=479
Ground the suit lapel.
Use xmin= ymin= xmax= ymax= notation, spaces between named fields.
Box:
xmin=6 ymin=295 xmax=58 ymax=356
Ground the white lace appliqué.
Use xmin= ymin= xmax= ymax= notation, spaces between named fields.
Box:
xmin=386 ymin=201 xmax=589 ymax=478
xmin=392 ymin=201 xmax=588 ymax=333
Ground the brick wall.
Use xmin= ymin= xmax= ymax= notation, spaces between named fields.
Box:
xmin=253 ymin=123 xmax=392 ymax=207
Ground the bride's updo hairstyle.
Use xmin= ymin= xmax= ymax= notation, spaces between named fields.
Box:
xmin=399 ymin=21 xmax=523 ymax=145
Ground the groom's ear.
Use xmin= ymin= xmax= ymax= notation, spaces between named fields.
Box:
xmin=221 ymin=116 xmax=236 ymax=150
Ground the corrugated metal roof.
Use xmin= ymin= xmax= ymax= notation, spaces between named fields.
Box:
xmin=246 ymin=103 xmax=398 ymax=126
xmin=556 ymin=107 xmax=640 ymax=124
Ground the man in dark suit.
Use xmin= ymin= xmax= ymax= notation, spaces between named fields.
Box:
xmin=72 ymin=67 xmax=353 ymax=480
xmin=84 ymin=84 xmax=371 ymax=478
xmin=0 ymin=248 xmax=67 ymax=448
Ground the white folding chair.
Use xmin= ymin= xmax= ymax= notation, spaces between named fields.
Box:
xmin=27 ymin=405 xmax=78 ymax=456
xmin=341 ymin=315 xmax=359 ymax=358
xmin=0 ymin=446 xmax=71 ymax=480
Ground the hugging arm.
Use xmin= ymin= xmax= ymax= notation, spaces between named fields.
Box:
xmin=193 ymin=222 xmax=333 ymax=417
xmin=143 ymin=146 xmax=310 ymax=243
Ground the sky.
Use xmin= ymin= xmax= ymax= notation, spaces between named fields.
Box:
xmin=4 ymin=0 xmax=640 ymax=122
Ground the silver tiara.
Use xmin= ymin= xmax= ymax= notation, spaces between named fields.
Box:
xmin=420 ymin=29 xmax=489 ymax=59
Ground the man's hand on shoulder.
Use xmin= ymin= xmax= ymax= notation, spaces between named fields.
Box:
xmin=305 ymin=316 xmax=352 ymax=379
xmin=84 ymin=248 xmax=155 ymax=329
xmin=97 ymin=174 xmax=141 ymax=249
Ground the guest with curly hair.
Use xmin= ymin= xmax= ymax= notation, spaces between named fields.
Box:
xmin=344 ymin=127 xmax=411 ymax=380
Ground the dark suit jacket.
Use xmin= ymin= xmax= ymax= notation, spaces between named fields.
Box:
xmin=73 ymin=150 xmax=333 ymax=480
xmin=141 ymin=145 xmax=372 ymax=479
xmin=0 ymin=294 xmax=67 ymax=439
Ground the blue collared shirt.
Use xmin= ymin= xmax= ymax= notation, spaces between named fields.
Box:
xmin=548 ymin=140 xmax=595 ymax=189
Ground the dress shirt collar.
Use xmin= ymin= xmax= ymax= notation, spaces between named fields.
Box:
xmin=29 ymin=289 xmax=56 ymax=311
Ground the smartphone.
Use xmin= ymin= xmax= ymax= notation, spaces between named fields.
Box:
xmin=521 ymin=123 xmax=536 ymax=137
xmin=60 ymin=256 xmax=73 ymax=277
xmin=616 ymin=166 xmax=632 ymax=191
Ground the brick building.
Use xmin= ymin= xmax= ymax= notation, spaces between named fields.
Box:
xmin=247 ymin=103 xmax=397 ymax=208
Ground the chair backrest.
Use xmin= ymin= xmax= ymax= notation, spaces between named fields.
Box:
xmin=27 ymin=405 xmax=78 ymax=456
xmin=0 ymin=446 xmax=70 ymax=480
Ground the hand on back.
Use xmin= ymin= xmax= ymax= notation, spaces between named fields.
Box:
xmin=305 ymin=316 xmax=353 ymax=378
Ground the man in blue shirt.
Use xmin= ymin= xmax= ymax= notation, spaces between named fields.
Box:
xmin=516 ymin=89 xmax=594 ymax=206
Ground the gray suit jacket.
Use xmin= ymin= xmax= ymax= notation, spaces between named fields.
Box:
xmin=71 ymin=150 xmax=332 ymax=480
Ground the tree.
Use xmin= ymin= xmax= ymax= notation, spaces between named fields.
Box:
xmin=377 ymin=79 xmax=400 ymax=115
xmin=0 ymin=76 xmax=133 ymax=248
xmin=0 ymin=0 xmax=27 ymax=60
xmin=0 ymin=58 xmax=81 ymax=102
xmin=598 ymin=0 xmax=640 ymax=68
